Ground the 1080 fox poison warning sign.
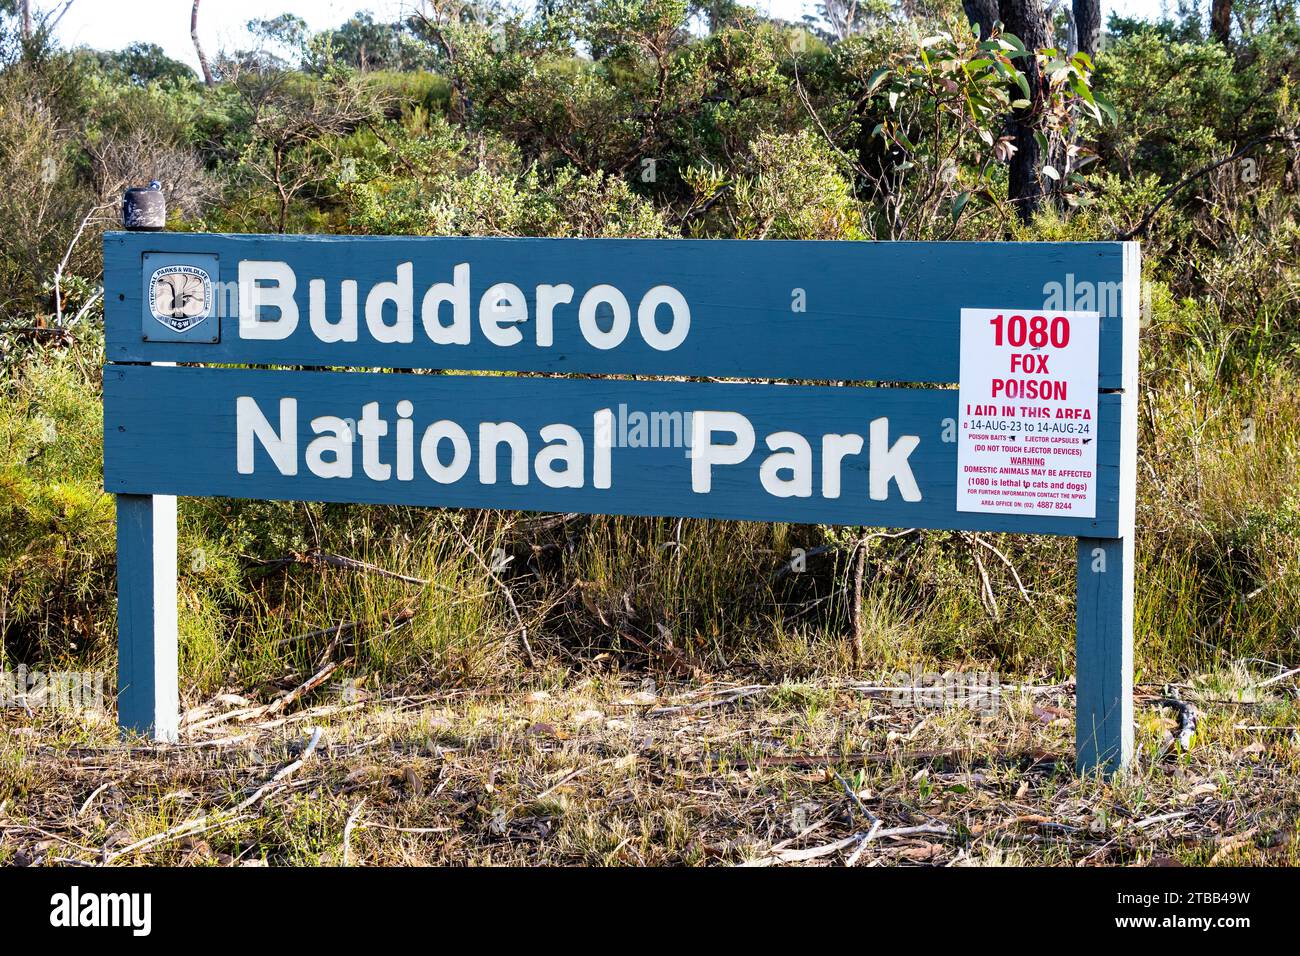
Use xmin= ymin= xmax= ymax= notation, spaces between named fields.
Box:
xmin=957 ymin=308 xmax=1100 ymax=518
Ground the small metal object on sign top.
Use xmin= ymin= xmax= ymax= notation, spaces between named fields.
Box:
xmin=123 ymin=183 xmax=166 ymax=230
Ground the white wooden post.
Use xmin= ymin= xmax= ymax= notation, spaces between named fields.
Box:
xmin=115 ymin=493 xmax=179 ymax=741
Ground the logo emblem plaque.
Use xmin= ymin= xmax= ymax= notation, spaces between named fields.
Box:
xmin=148 ymin=264 xmax=213 ymax=333
xmin=140 ymin=252 xmax=220 ymax=343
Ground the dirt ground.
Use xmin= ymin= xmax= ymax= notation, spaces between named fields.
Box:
xmin=2 ymin=672 xmax=1298 ymax=866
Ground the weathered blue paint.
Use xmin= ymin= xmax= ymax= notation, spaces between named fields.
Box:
xmin=115 ymin=494 xmax=178 ymax=742
xmin=105 ymin=365 xmax=1124 ymax=538
xmin=104 ymin=233 xmax=1134 ymax=387
xmin=1076 ymin=536 xmax=1135 ymax=772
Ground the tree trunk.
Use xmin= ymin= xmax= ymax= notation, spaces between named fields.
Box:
xmin=191 ymin=0 xmax=214 ymax=88
xmin=1211 ymin=0 xmax=1232 ymax=43
xmin=962 ymin=0 xmax=1000 ymax=40
xmin=1073 ymin=0 xmax=1101 ymax=59
xmin=999 ymin=0 xmax=1053 ymax=222
xmin=20 ymin=1 xmax=31 ymax=40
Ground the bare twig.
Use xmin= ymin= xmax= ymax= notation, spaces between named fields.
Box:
xmin=342 ymin=798 xmax=366 ymax=866
xmin=965 ymin=533 xmax=1035 ymax=606
xmin=76 ymin=780 xmax=116 ymax=820
xmin=185 ymin=660 xmax=340 ymax=730
xmin=455 ymin=529 xmax=535 ymax=667
xmin=52 ymin=202 xmax=114 ymax=327
xmin=103 ymin=728 xmax=324 ymax=863
xmin=256 ymin=549 xmax=436 ymax=587
xmin=1117 ymin=128 xmax=1298 ymax=240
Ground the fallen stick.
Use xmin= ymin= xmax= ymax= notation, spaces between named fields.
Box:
xmin=185 ymin=660 xmax=340 ymax=731
xmin=831 ymin=767 xmax=881 ymax=827
xmin=265 ymin=662 xmax=340 ymax=718
xmin=533 ymin=757 xmax=619 ymax=801
xmin=647 ymin=686 xmax=766 ymax=716
xmin=1258 ymin=666 xmax=1300 ymax=688
xmin=102 ymin=728 xmax=324 ymax=864
xmin=77 ymin=780 xmax=118 ymax=820
xmin=1132 ymin=810 xmax=1191 ymax=830
xmin=256 ymin=550 xmax=437 ymax=587
xmin=873 ymin=823 xmax=953 ymax=839
xmin=342 ymin=798 xmax=367 ymax=867
xmin=770 ymin=833 xmax=863 ymax=863
xmin=844 ymin=825 xmax=880 ymax=867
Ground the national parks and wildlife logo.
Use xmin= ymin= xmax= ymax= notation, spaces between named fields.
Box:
xmin=148 ymin=263 xmax=213 ymax=333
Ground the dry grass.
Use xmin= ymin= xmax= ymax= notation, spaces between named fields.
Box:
xmin=3 ymin=668 xmax=1298 ymax=867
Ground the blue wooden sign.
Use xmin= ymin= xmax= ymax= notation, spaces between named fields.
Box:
xmin=104 ymin=232 xmax=1139 ymax=775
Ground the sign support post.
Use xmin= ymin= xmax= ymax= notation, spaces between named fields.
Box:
xmin=115 ymin=493 xmax=179 ymax=742
xmin=1075 ymin=536 xmax=1134 ymax=773
xmin=1074 ymin=241 xmax=1140 ymax=774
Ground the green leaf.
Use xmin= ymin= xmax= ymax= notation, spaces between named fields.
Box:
xmin=866 ymin=67 xmax=891 ymax=95
xmin=1042 ymin=165 xmax=1060 ymax=181
xmin=1094 ymin=94 xmax=1118 ymax=124
xmin=1011 ymin=69 xmax=1031 ymax=102
xmin=952 ymin=190 xmax=971 ymax=223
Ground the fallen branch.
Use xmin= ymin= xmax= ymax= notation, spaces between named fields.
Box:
xmin=1132 ymin=810 xmax=1191 ymax=830
xmin=342 ymin=798 xmax=366 ymax=866
xmin=255 ymin=549 xmax=439 ymax=588
xmin=1258 ymin=666 xmax=1300 ymax=688
xmin=647 ymin=686 xmax=766 ymax=716
xmin=185 ymin=660 xmax=341 ymax=731
xmin=831 ymin=767 xmax=881 ymax=828
xmin=103 ymin=728 xmax=323 ymax=864
xmin=77 ymin=780 xmax=118 ymax=820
